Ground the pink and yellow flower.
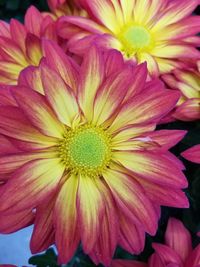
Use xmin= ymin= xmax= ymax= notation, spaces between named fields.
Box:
xmin=181 ymin=145 xmax=200 ymax=164
xmin=162 ymin=67 xmax=200 ymax=121
xmin=0 ymin=43 xmax=189 ymax=266
xmin=112 ymin=218 xmax=200 ymax=267
xmin=0 ymin=6 xmax=57 ymax=85
xmin=58 ymin=0 xmax=200 ymax=76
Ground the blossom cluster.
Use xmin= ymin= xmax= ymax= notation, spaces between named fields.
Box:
xmin=0 ymin=0 xmax=199 ymax=266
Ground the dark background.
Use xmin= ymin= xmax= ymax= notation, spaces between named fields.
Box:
xmin=0 ymin=1 xmax=200 ymax=266
xmin=0 ymin=0 xmax=48 ymax=21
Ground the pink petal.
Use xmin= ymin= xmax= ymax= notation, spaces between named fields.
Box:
xmin=93 ymin=66 xmax=135 ymax=126
xmin=84 ymin=0 xmax=122 ymax=32
xmin=174 ymin=99 xmax=200 ymax=121
xmin=89 ymin=181 xmax=119 ymax=266
xmin=165 ymin=218 xmax=192 ymax=263
xmin=0 ymin=105 xmax=57 ymax=148
xmin=77 ymin=175 xmax=105 ymax=253
xmin=18 ymin=66 xmax=44 ymax=94
xmin=103 ymin=49 xmax=124 ymax=77
xmin=152 ymin=243 xmax=183 ymax=266
xmin=43 ymin=40 xmax=79 ymax=92
xmin=144 ymin=130 xmax=187 ymax=150
xmin=0 ymin=135 xmax=20 ymax=155
xmin=114 ymin=151 xmax=188 ymax=189
xmin=181 ymin=145 xmax=200 ymax=164
xmin=103 ymin=167 xmax=158 ymax=235
xmin=25 ymin=34 xmax=42 ymax=65
xmin=111 ymin=259 xmax=147 ymax=267
xmin=109 ymin=90 xmax=180 ymax=133
xmin=118 ymin=212 xmax=145 ymax=254
xmin=41 ymin=63 xmax=79 ymax=126
xmin=185 ymin=244 xmax=200 ymax=267
xmin=0 ymin=20 xmax=10 ymax=38
xmin=10 ymin=19 xmax=27 ymax=53
xmin=24 ymin=6 xmax=43 ymax=37
xmin=58 ymin=15 xmax=106 ymax=35
xmin=148 ymin=253 xmax=165 ymax=267
xmin=0 ymin=87 xmax=16 ymax=106
xmin=30 ymin=198 xmax=55 ymax=254
xmin=134 ymin=177 xmax=189 ymax=208
xmin=0 ymin=151 xmax=56 ymax=177
xmin=0 ymin=209 xmax=34 ymax=234
xmin=0 ymin=158 xmax=64 ymax=212
xmin=54 ymin=174 xmax=80 ymax=264
xmin=78 ymin=45 xmax=104 ymax=121
xmin=12 ymin=86 xmax=65 ymax=138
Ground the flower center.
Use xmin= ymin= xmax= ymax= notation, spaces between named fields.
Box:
xmin=118 ymin=25 xmax=153 ymax=57
xmin=59 ymin=125 xmax=112 ymax=177
xmin=124 ymin=26 xmax=150 ymax=48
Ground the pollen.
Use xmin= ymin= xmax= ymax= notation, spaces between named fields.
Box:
xmin=118 ymin=25 xmax=154 ymax=57
xmin=58 ymin=125 xmax=112 ymax=177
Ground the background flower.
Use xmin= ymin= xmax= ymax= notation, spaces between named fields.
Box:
xmin=58 ymin=0 xmax=200 ymax=76
xmin=112 ymin=218 xmax=200 ymax=267
xmin=162 ymin=66 xmax=200 ymax=121
xmin=0 ymin=6 xmax=57 ymax=85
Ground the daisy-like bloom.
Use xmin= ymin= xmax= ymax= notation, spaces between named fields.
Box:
xmin=58 ymin=0 xmax=200 ymax=76
xmin=112 ymin=218 xmax=200 ymax=267
xmin=181 ymin=145 xmax=200 ymax=164
xmin=162 ymin=67 xmax=200 ymax=121
xmin=0 ymin=6 xmax=57 ymax=85
xmin=0 ymin=43 xmax=189 ymax=266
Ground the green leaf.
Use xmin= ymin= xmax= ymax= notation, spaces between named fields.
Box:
xmin=29 ymin=248 xmax=60 ymax=267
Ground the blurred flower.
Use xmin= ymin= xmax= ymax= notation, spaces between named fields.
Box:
xmin=181 ymin=145 xmax=200 ymax=164
xmin=162 ymin=67 xmax=200 ymax=121
xmin=47 ymin=0 xmax=87 ymax=16
xmin=58 ymin=0 xmax=200 ymax=76
xmin=112 ymin=218 xmax=200 ymax=267
xmin=0 ymin=43 xmax=188 ymax=266
xmin=0 ymin=6 xmax=57 ymax=85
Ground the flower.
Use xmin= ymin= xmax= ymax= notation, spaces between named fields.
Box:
xmin=112 ymin=218 xmax=200 ymax=267
xmin=58 ymin=0 xmax=200 ymax=76
xmin=162 ymin=67 xmax=200 ymax=121
xmin=0 ymin=6 xmax=57 ymax=85
xmin=0 ymin=43 xmax=189 ymax=266
xmin=181 ymin=145 xmax=200 ymax=164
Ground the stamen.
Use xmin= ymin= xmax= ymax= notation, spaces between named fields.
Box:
xmin=118 ymin=25 xmax=153 ymax=57
xmin=58 ymin=124 xmax=112 ymax=177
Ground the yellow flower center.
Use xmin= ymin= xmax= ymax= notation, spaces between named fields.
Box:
xmin=118 ymin=25 xmax=154 ymax=57
xmin=59 ymin=125 xmax=112 ymax=177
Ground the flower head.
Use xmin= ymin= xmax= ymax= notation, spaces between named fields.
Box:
xmin=112 ymin=218 xmax=200 ymax=267
xmin=162 ymin=66 xmax=200 ymax=121
xmin=58 ymin=0 xmax=200 ymax=76
xmin=0 ymin=43 xmax=188 ymax=266
xmin=0 ymin=6 xmax=57 ymax=85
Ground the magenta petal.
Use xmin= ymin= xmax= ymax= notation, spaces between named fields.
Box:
xmin=181 ymin=145 xmax=200 ymax=164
